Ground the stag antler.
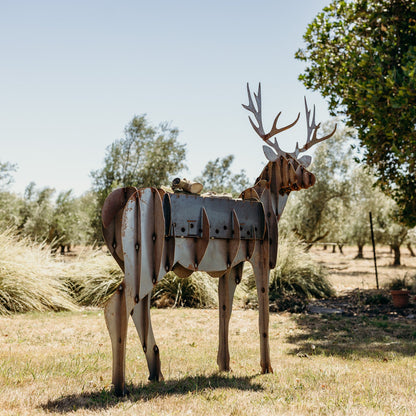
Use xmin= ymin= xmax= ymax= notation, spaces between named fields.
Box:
xmin=294 ymin=98 xmax=337 ymax=157
xmin=242 ymin=83 xmax=300 ymax=161
xmin=243 ymin=83 xmax=337 ymax=165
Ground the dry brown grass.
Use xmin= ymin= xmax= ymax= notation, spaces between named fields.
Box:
xmin=310 ymin=245 xmax=416 ymax=292
xmin=1 ymin=245 xmax=416 ymax=415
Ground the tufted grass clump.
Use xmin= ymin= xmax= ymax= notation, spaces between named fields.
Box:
xmin=244 ymin=234 xmax=334 ymax=308
xmin=151 ymin=271 xmax=218 ymax=308
xmin=62 ymin=249 xmax=124 ymax=306
xmin=0 ymin=229 xmax=77 ymax=315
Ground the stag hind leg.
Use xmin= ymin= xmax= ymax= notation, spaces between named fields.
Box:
xmin=217 ymin=264 xmax=242 ymax=372
xmin=104 ymin=284 xmax=129 ymax=396
xmin=251 ymin=255 xmax=273 ymax=374
xmin=131 ymin=294 xmax=164 ymax=382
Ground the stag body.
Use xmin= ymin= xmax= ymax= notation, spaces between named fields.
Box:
xmin=102 ymin=84 xmax=335 ymax=396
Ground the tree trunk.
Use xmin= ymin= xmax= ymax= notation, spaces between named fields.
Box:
xmin=355 ymin=244 xmax=364 ymax=259
xmin=391 ymin=244 xmax=401 ymax=266
xmin=407 ymin=243 xmax=415 ymax=257
xmin=332 ymin=245 xmax=336 ymax=253
xmin=338 ymin=244 xmax=344 ymax=254
xmin=323 ymin=244 xmax=327 ymax=250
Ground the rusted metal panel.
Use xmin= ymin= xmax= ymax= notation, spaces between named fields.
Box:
xmin=152 ymin=188 xmax=165 ymax=285
xmin=121 ymin=193 xmax=140 ymax=312
xmin=165 ymin=193 xmax=265 ymax=240
xmin=194 ymin=207 xmax=210 ymax=268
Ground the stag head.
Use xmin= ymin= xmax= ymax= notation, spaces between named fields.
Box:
xmin=242 ymin=83 xmax=337 ymax=191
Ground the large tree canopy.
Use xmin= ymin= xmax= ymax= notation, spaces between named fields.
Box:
xmin=295 ymin=0 xmax=416 ymax=226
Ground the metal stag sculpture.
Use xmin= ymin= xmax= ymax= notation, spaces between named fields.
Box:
xmin=101 ymin=83 xmax=336 ymax=395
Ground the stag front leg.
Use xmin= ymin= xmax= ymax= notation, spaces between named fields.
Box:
xmin=217 ymin=265 xmax=242 ymax=372
xmin=131 ymin=294 xmax=164 ymax=382
xmin=251 ymin=253 xmax=273 ymax=374
xmin=104 ymin=283 xmax=129 ymax=396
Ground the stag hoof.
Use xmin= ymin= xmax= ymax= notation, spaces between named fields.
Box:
xmin=261 ymin=365 xmax=273 ymax=374
xmin=114 ymin=385 xmax=129 ymax=397
xmin=148 ymin=373 xmax=164 ymax=382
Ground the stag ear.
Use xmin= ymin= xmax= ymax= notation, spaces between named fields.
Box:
xmin=298 ymin=155 xmax=312 ymax=168
xmin=263 ymin=145 xmax=278 ymax=162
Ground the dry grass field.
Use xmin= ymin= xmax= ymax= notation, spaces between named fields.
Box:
xmin=1 ymin=246 xmax=416 ymax=415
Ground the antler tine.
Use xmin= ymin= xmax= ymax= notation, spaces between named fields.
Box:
xmin=242 ymin=83 xmax=266 ymax=138
xmin=304 ymin=97 xmax=318 ymax=144
xmin=296 ymin=98 xmax=337 ymax=153
xmin=242 ymin=83 xmax=300 ymax=143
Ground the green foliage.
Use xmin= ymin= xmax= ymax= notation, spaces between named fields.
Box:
xmin=346 ymin=166 xmax=389 ymax=255
xmin=90 ymin=114 xmax=186 ymax=242
xmin=50 ymin=190 xmax=95 ymax=250
xmin=280 ymin=122 xmax=354 ymax=246
xmin=0 ymin=160 xmax=17 ymax=189
xmin=195 ymin=155 xmax=249 ymax=196
xmin=296 ymin=0 xmax=416 ymax=226
xmin=0 ymin=191 xmax=24 ymax=230
xmin=19 ymin=182 xmax=55 ymax=242
xmin=10 ymin=183 xmax=95 ymax=249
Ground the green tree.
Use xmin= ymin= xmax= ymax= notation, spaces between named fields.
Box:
xmin=280 ymin=122 xmax=354 ymax=248
xmin=19 ymin=183 xmax=55 ymax=242
xmin=0 ymin=160 xmax=17 ymax=188
xmin=90 ymin=115 xmax=186 ymax=241
xmin=296 ymin=0 xmax=416 ymax=226
xmin=346 ymin=166 xmax=388 ymax=258
xmin=376 ymin=197 xmax=408 ymax=266
xmin=195 ymin=155 xmax=249 ymax=196
xmin=50 ymin=190 xmax=95 ymax=252
xmin=0 ymin=160 xmax=22 ymax=230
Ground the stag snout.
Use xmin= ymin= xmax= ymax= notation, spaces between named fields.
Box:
xmin=294 ymin=164 xmax=315 ymax=189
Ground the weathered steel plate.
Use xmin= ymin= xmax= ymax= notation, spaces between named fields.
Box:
xmin=163 ymin=193 xmax=265 ymax=240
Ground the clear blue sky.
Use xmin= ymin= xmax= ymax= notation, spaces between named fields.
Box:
xmin=0 ymin=0 xmax=333 ymax=196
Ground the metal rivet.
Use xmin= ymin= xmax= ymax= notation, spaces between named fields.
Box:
xmin=153 ymin=345 xmax=159 ymax=353
xmin=112 ymin=241 xmax=117 ymax=249
xmin=135 ymin=243 xmax=140 ymax=251
xmin=261 ymin=287 xmax=265 ymax=293
xmin=215 ymin=229 xmax=219 ymax=234
xmin=143 ymin=345 xmax=147 ymax=353
xmin=181 ymin=227 xmax=186 ymax=232
xmin=135 ymin=294 xmax=139 ymax=303
xmin=152 ymin=234 xmax=156 ymax=241
xmin=222 ymin=305 xmax=226 ymax=311
xmin=118 ymin=285 xmax=123 ymax=292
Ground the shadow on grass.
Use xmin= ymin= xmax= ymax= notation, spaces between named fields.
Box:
xmin=41 ymin=373 xmax=263 ymax=413
xmin=287 ymin=312 xmax=416 ymax=359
